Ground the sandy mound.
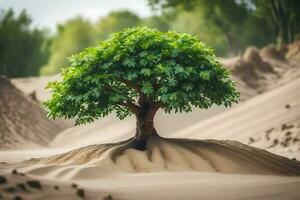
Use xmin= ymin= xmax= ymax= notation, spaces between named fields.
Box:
xmin=12 ymin=75 xmax=61 ymax=102
xmin=225 ymin=41 xmax=300 ymax=96
xmin=173 ymin=77 xmax=300 ymax=159
xmin=231 ymin=47 xmax=278 ymax=90
xmin=248 ymin=122 xmax=300 ymax=160
xmin=16 ymin=135 xmax=300 ymax=180
xmin=0 ymin=77 xmax=68 ymax=149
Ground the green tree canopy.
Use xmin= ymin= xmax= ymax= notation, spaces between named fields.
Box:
xmin=0 ymin=9 xmax=49 ymax=77
xmin=45 ymin=27 xmax=239 ymax=143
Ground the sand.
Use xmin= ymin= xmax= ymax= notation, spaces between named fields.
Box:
xmin=0 ymin=77 xmax=68 ymax=149
xmin=172 ymin=78 xmax=300 ymax=160
xmin=0 ymin=133 xmax=299 ymax=199
xmin=16 ymin=135 xmax=300 ymax=177
xmin=1 ymin=171 xmax=300 ymax=200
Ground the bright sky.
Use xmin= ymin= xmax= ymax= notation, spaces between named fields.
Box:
xmin=0 ymin=0 xmax=152 ymax=31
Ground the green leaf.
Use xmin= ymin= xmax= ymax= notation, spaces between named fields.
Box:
xmin=123 ymin=58 xmax=136 ymax=67
xmin=141 ymin=81 xmax=154 ymax=96
xmin=141 ymin=68 xmax=152 ymax=76
xmin=199 ymin=71 xmax=211 ymax=81
xmin=139 ymin=51 xmax=148 ymax=57
xmin=168 ymin=78 xmax=177 ymax=86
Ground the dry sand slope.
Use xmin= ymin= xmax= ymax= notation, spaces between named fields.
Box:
xmin=11 ymin=75 xmax=61 ymax=102
xmin=0 ymin=77 xmax=68 ymax=149
xmin=1 ymin=135 xmax=300 ymax=200
xmin=172 ymin=78 xmax=300 ymax=160
xmin=225 ymin=41 xmax=300 ymax=98
xmin=19 ymin=135 xmax=300 ymax=178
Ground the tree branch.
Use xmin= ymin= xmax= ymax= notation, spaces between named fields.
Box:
xmin=116 ymin=78 xmax=164 ymax=113
xmin=118 ymin=78 xmax=143 ymax=95
xmin=117 ymin=78 xmax=149 ymax=107
xmin=119 ymin=101 xmax=141 ymax=115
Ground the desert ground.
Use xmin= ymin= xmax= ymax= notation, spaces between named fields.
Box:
xmin=1 ymin=42 xmax=300 ymax=199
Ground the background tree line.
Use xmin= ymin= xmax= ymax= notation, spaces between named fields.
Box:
xmin=0 ymin=0 xmax=300 ymax=77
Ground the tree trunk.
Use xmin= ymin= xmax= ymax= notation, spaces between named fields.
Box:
xmin=270 ymin=0 xmax=291 ymax=47
xmin=134 ymin=105 xmax=158 ymax=146
xmin=135 ymin=117 xmax=156 ymax=142
xmin=227 ymin=33 xmax=239 ymax=56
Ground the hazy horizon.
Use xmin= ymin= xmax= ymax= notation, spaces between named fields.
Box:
xmin=0 ymin=0 xmax=152 ymax=31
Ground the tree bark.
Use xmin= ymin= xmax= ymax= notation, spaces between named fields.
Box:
xmin=227 ymin=33 xmax=239 ymax=56
xmin=270 ymin=0 xmax=291 ymax=46
xmin=134 ymin=104 xmax=158 ymax=146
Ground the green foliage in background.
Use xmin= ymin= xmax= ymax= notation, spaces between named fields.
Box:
xmin=140 ymin=16 xmax=170 ymax=32
xmin=0 ymin=9 xmax=49 ymax=77
xmin=40 ymin=17 xmax=96 ymax=75
xmin=44 ymin=27 xmax=239 ymax=125
xmin=149 ymin=0 xmax=300 ymax=52
xmin=3 ymin=1 xmax=300 ymax=77
xmin=149 ymin=0 xmax=247 ymax=53
xmin=252 ymin=0 xmax=300 ymax=47
xmin=41 ymin=10 xmax=173 ymax=76
xmin=96 ymin=11 xmax=140 ymax=40
xmin=169 ymin=8 xmax=228 ymax=56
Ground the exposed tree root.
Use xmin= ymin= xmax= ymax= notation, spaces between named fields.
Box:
xmin=19 ymin=134 xmax=300 ymax=177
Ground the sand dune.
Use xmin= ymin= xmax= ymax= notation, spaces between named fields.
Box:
xmin=0 ymin=77 xmax=68 ymax=149
xmin=12 ymin=75 xmax=61 ymax=102
xmin=227 ymin=41 xmax=300 ymax=95
xmin=0 ymin=135 xmax=299 ymax=200
xmin=19 ymin=135 xmax=300 ymax=179
xmin=172 ymin=77 xmax=300 ymax=159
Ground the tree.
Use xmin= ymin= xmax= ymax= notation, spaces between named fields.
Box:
xmin=148 ymin=0 xmax=251 ymax=55
xmin=41 ymin=11 xmax=140 ymax=75
xmin=252 ymin=0 xmax=300 ymax=46
xmin=96 ymin=11 xmax=140 ymax=40
xmin=0 ymin=9 xmax=49 ymax=77
xmin=168 ymin=8 xmax=229 ymax=56
xmin=44 ymin=27 xmax=239 ymax=148
xmin=140 ymin=16 xmax=170 ymax=32
xmin=40 ymin=17 xmax=95 ymax=75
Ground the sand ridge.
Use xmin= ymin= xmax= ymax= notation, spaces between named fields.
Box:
xmin=14 ymin=135 xmax=300 ymax=180
xmin=0 ymin=77 xmax=68 ymax=149
xmin=172 ymin=77 xmax=300 ymax=159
